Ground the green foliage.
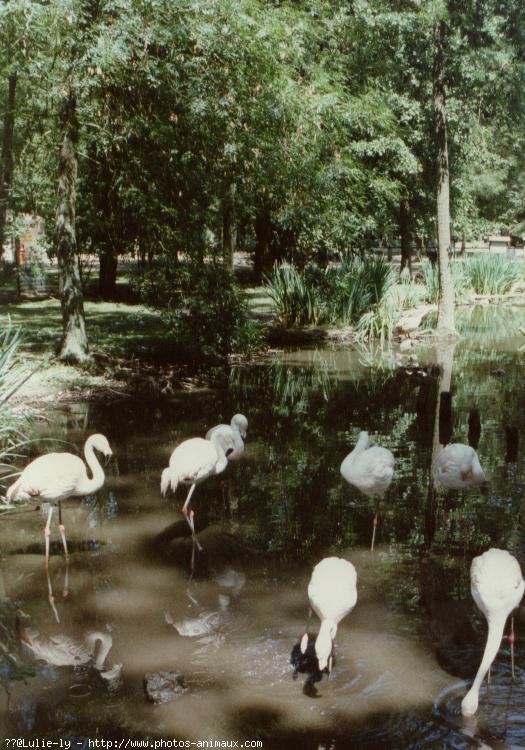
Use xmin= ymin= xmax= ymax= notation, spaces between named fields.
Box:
xmin=135 ymin=260 xmax=257 ymax=362
xmin=0 ymin=323 xmax=33 ymax=494
xmin=264 ymin=264 xmax=324 ymax=327
xmin=419 ymin=259 xmax=470 ymax=304
xmin=461 ymin=254 xmax=523 ymax=295
xmin=265 ymin=256 xmax=395 ymax=328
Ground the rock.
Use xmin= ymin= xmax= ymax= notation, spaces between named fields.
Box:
xmin=394 ymin=304 xmax=437 ymax=335
xmin=144 ymin=670 xmax=188 ymax=704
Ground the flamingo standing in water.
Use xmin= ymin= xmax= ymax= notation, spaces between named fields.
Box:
xmin=461 ymin=548 xmax=524 ymax=716
xmin=300 ymin=557 xmax=357 ymax=676
xmin=6 ymin=434 xmax=113 ymax=566
xmin=435 ymin=443 xmax=485 ymax=490
xmin=340 ymin=431 xmax=395 ymax=550
xmin=160 ymin=431 xmax=235 ymax=548
xmin=206 ymin=414 xmax=248 ymax=461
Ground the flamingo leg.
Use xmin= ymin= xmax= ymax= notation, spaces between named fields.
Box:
xmin=181 ymin=484 xmax=203 ymax=552
xmin=44 ymin=505 xmax=54 ymax=567
xmin=58 ymin=500 xmax=69 ymax=562
xmin=370 ymin=511 xmax=378 ymax=552
xmin=510 ymin=614 xmax=515 ymax=680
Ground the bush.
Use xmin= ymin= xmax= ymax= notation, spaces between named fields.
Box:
xmin=462 ymin=254 xmax=522 ymax=295
xmin=134 ymin=259 xmax=258 ymax=362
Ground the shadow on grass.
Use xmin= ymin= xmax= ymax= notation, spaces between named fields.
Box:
xmin=0 ymin=299 xmax=176 ymax=360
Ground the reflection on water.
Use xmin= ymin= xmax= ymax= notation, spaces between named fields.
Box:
xmin=2 ymin=306 xmax=525 ymax=748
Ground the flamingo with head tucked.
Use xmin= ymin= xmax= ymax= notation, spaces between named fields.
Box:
xmin=435 ymin=443 xmax=485 ymax=490
xmin=206 ymin=414 xmax=248 ymax=461
xmin=340 ymin=431 xmax=395 ymax=550
xmin=6 ymin=434 xmax=113 ymax=566
xmin=461 ymin=548 xmax=524 ymax=716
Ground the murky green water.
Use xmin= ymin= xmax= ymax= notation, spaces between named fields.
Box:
xmin=2 ymin=305 xmax=525 ymax=749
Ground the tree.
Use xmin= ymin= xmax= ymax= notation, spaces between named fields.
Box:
xmin=433 ymin=17 xmax=455 ymax=337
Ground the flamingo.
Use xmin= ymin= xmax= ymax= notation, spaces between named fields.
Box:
xmin=461 ymin=548 xmax=524 ymax=716
xmin=206 ymin=414 xmax=248 ymax=461
xmin=6 ymin=434 xmax=113 ymax=566
xmin=300 ymin=557 xmax=357 ymax=676
xmin=435 ymin=443 xmax=485 ymax=490
xmin=340 ymin=431 xmax=395 ymax=550
xmin=160 ymin=431 xmax=235 ymax=548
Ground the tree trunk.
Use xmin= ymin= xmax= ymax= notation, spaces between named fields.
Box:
xmin=433 ymin=20 xmax=456 ymax=337
xmin=0 ymin=72 xmax=17 ymax=260
xmin=222 ymin=181 xmax=236 ymax=268
xmin=99 ymin=248 xmax=118 ymax=299
xmin=56 ymin=90 xmax=90 ymax=364
xmin=399 ymin=198 xmax=411 ymax=273
xmin=254 ymin=204 xmax=271 ymax=283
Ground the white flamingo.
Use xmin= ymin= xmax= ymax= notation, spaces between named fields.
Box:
xmin=340 ymin=431 xmax=395 ymax=550
xmin=206 ymin=414 xmax=248 ymax=461
xmin=461 ymin=548 xmax=524 ymax=716
xmin=300 ymin=557 xmax=357 ymax=675
xmin=160 ymin=432 xmax=235 ymax=548
xmin=6 ymin=434 xmax=113 ymax=565
xmin=435 ymin=443 xmax=485 ymax=490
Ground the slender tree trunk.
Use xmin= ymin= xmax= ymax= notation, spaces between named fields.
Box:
xmin=254 ymin=204 xmax=271 ymax=283
xmin=56 ymin=90 xmax=90 ymax=364
xmin=433 ymin=20 xmax=456 ymax=337
xmin=399 ymin=198 xmax=411 ymax=273
xmin=0 ymin=72 xmax=17 ymax=260
xmin=222 ymin=180 xmax=236 ymax=268
xmin=99 ymin=247 xmax=118 ymax=299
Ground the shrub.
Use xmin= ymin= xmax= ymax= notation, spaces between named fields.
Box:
xmin=133 ymin=258 xmax=259 ymax=362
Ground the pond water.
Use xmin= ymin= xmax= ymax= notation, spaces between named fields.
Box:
xmin=2 ymin=305 xmax=525 ymax=749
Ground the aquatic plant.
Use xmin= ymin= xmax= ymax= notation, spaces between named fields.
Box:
xmin=265 ymin=264 xmax=325 ymax=327
xmin=419 ymin=259 xmax=470 ymax=304
xmin=265 ymin=256 xmax=395 ymax=328
xmin=461 ymin=254 xmax=522 ymax=295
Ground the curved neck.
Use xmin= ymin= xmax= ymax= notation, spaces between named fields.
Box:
xmin=210 ymin=433 xmax=229 ymax=474
xmin=77 ymin=438 xmax=105 ymax=494
xmin=466 ymin=612 xmax=507 ymax=704
xmin=85 ymin=632 xmax=112 ymax=669
xmin=347 ymin=433 xmax=369 ymax=463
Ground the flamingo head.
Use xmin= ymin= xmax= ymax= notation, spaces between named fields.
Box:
xmin=231 ymin=414 xmax=248 ymax=439
xmin=89 ymin=434 xmax=113 ymax=459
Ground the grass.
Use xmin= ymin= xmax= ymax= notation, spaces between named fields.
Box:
xmin=0 ymin=298 xmax=176 ymax=408
xmin=264 ymin=256 xmax=395 ymax=328
xmin=462 ymin=254 xmax=523 ymax=295
xmin=0 ymin=299 xmax=171 ymax=358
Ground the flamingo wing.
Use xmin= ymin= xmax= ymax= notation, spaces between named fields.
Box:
xmin=10 ymin=452 xmax=86 ymax=502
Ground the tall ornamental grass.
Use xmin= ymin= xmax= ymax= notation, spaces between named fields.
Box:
xmin=265 ymin=256 xmax=395 ymax=327
xmin=462 ymin=254 xmax=522 ymax=295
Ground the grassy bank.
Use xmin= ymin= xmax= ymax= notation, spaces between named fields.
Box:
xmin=0 ymin=299 xmax=175 ymax=407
